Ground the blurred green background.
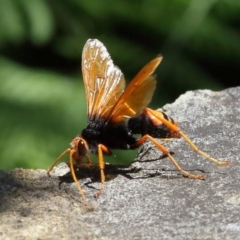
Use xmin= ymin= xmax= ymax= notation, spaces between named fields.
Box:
xmin=0 ymin=0 xmax=239 ymax=170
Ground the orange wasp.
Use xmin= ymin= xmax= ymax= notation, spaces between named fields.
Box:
xmin=48 ymin=39 xmax=229 ymax=202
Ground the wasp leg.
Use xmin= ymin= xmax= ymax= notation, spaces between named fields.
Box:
xmin=95 ymin=144 xmax=111 ymax=197
xmin=145 ymin=108 xmax=229 ymax=166
xmin=69 ymin=149 xmax=87 ymax=203
xmin=179 ymin=131 xmax=229 ymax=165
xmin=134 ymin=134 xmax=205 ymax=179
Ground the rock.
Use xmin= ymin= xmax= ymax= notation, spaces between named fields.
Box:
xmin=0 ymin=87 xmax=239 ymax=240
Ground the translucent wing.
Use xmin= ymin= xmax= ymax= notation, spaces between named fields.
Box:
xmin=82 ymin=39 xmax=125 ymax=121
xmin=108 ymin=56 xmax=163 ymax=123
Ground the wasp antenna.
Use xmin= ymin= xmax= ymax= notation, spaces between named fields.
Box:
xmin=69 ymin=149 xmax=87 ymax=203
xmin=47 ymin=148 xmax=71 ymax=174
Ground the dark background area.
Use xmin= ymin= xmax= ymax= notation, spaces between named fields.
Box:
xmin=0 ymin=0 xmax=239 ymax=170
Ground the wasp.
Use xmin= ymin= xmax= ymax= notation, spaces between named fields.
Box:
xmin=47 ymin=39 xmax=229 ymax=202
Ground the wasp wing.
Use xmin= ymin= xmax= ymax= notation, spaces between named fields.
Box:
xmin=82 ymin=39 xmax=125 ymax=121
xmin=108 ymin=56 xmax=163 ymax=123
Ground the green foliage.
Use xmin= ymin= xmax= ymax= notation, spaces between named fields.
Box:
xmin=0 ymin=0 xmax=239 ymax=170
xmin=0 ymin=0 xmax=54 ymax=45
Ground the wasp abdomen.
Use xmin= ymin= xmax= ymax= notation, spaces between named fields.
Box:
xmin=128 ymin=108 xmax=180 ymax=138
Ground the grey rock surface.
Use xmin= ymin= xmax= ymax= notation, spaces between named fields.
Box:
xmin=0 ymin=87 xmax=240 ymax=240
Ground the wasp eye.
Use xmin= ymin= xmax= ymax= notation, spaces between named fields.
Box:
xmin=78 ymin=139 xmax=88 ymax=157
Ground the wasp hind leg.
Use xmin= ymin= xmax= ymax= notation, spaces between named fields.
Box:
xmin=145 ymin=108 xmax=230 ymax=167
xmin=134 ymin=134 xmax=206 ymax=179
xmin=179 ymin=131 xmax=230 ymax=166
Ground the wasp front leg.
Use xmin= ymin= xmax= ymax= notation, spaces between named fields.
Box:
xmin=95 ymin=144 xmax=112 ymax=197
